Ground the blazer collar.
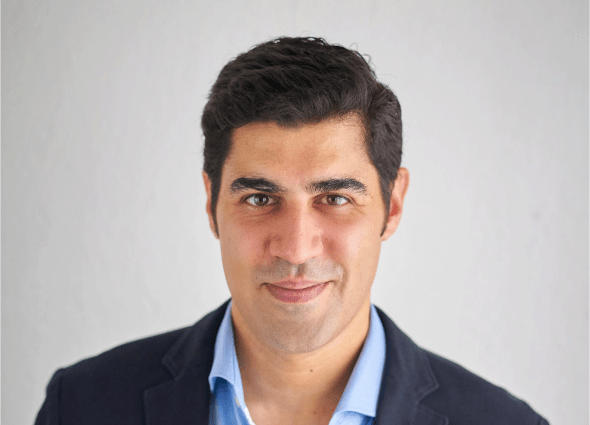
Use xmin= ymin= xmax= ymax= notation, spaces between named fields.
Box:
xmin=144 ymin=301 xmax=446 ymax=425
xmin=144 ymin=300 xmax=230 ymax=425
xmin=374 ymin=307 xmax=447 ymax=425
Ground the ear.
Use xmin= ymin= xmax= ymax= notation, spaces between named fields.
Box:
xmin=202 ymin=171 xmax=219 ymax=239
xmin=381 ymin=167 xmax=409 ymax=241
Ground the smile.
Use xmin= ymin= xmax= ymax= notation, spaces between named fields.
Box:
xmin=265 ymin=281 xmax=328 ymax=303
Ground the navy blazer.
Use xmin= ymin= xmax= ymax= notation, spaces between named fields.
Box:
xmin=35 ymin=301 xmax=548 ymax=424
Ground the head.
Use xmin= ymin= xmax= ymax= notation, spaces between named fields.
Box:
xmin=202 ymin=37 xmax=403 ymax=236
xmin=201 ymin=37 xmax=408 ymax=354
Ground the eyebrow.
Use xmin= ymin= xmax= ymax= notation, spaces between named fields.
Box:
xmin=306 ymin=178 xmax=368 ymax=195
xmin=230 ymin=177 xmax=286 ymax=194
xmin=230 ymin=177 xmax=367 ymax=195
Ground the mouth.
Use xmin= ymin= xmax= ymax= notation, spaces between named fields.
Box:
xmin=265 ymin=281 xmax=328 ymax=303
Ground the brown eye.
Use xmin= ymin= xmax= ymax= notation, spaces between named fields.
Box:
xmin=245 ymin=194 xmax=275 ymax=207
xmin=324 ymin=195 xmax=349 ymax=206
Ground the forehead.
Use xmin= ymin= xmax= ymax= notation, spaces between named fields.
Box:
xmin=224 ymin=116 xmax=375 ymax=184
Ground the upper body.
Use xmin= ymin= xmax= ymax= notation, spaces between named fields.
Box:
xmin=36 ymin=37 xmax=548 ymax=424
xmin=35 ymin=300 xmax=548 ymax=425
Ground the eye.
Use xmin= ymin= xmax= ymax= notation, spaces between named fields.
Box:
xmin=322 ymin=194 xmax=350 ymax=206
xmin=244 ymin=194 xmax=276 ymax=207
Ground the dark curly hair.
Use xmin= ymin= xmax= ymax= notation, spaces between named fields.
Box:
xmin=202 ymin=37 xmax=402 ymax=235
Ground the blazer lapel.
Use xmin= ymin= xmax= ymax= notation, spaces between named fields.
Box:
xmin=144 ymin=301 xmax=230 ymax=425
xmin=143 ymin=369 xmax=211 ymax=425
xmin=374 ymin=308 xmax=449 ymax=425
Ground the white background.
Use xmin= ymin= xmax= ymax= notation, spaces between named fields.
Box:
xmin=3 ymin=0 xmax=588 ymax=424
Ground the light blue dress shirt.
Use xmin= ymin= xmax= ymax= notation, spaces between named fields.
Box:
xmin=208 ymin=302 xmax=386 ymax=425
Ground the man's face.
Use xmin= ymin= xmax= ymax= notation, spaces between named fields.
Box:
xmin=204 ymin=115 xmax=408 ymax=353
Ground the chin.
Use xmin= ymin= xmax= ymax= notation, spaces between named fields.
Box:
xmin=259 ymin=306 xmax=343 ymax=354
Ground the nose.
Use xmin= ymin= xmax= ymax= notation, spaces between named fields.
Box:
xmin=269 ymin=206 xmax=323 ymax=265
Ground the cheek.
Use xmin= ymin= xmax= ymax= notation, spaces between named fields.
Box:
xmin=219 ymin=218 xmax=269 ymax=278
xmin=324 ymin=222 xmax=363 ymax=258
xmin=322 ymin=215 xmax=382 ymax=275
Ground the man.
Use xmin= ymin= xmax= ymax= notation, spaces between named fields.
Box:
xmin=35 ymin=37 xmax=548 ymax=424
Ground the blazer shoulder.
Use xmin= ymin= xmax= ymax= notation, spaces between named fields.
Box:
xmin=35 ymin=326 xmax=190 ymax=425
xmin=68 ymin=326 xmax=188 ymax=378
xmin=36 ymin=302 xmax=230 ymax=424
xmin=373 ymin=307 xmax=548 ymax=424
xmin=422 ymin=350 xmax=549 ymax=425
xmin=58 ymin=300 xmax=230 ymax=385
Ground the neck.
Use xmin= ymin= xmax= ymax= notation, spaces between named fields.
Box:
xmin=232 ymin=298 xmax=371 ymax=425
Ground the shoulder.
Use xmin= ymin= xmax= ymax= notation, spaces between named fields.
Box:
xmin=36 ymin=302 xmax=229 ymax=424
xmin=422 ymin=350 xmax=548 ymax=424
xmin=374 ymin=307 xmax=548 ymax=424
xmin=53 ymin=301 xmax=229 ymax=389
xmin=39 ymin=327 xmax=190 ymax=424
xmin=59 ymin=326 xmax=188 ymax=388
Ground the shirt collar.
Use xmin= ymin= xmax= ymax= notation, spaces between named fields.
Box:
xmin=334 ymin=304 xmax=386 ymax=417
xmin=208 ymin=301 xmax=387 ymax=419
xmin=208 ymin=301 xmax=248 ymax=409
